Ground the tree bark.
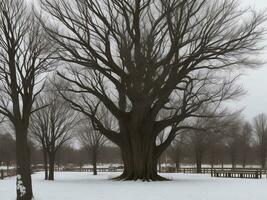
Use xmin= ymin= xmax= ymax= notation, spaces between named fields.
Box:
xmin=16 ymin=128 xmax=33 ymax=200
xmin=114 ymin=137 xmax=167 ymax=181
xmin=48 ymin=153 xmax=55 ymax=181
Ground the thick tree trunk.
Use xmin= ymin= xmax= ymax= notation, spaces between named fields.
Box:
xmin=16 ymin=129 xmax=33 ymax=200
xmin=48 ymin=153 xmax=55 ymax=181
xmin=115 ymin=101 xmax=167 ymax=181
xmin=42 ymin=148 xmax=48 ymax=180
xmin=115 ymin=141 xmax=167 ymax=181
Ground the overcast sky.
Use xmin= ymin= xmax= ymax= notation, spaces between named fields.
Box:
xmin=233 ymin=0 xmax=267 ymax=120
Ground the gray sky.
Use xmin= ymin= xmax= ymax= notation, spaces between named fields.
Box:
xmin=233 ymin=0 xmax=267 ymax=120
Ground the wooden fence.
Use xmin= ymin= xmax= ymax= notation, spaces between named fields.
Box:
xmin=177 ymin=167 xmax=267 ymax=175
xmin=2 ymin=166 xmax=266 ymax=180
xmin=0 ymin=168 xmax=16 ymax=180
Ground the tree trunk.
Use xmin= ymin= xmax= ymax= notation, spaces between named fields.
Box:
xmin=48 ymin=153 xmax=55 ymax=181
xmin=242 ymin=156 xmax=246 ymax=168
xmin=196 ymin=158 xmax=202 ymax=174
xmin=16 ymin=129 xmax=33 ymax=200
xmin=231 ymin=153 xmax=236 ymax=169
xmin=175 ymin=160 xmax=180 ymax=173
xmin=261 ymin=147 xmax=266 ymax=169
xmin=42 ymin=148 xmax=48 ymax=180
xmin=92 ymin=149 xmax=97 ymax=175
xmin=7 ymin=161 xmax=10 ymax=176
xmin=114 ymin=102 xmax=167 ymax=181
xmin=115 ymin=140 xmax=166 ymax=181
xmin=195 ymin=152 xmax=203 ymax=174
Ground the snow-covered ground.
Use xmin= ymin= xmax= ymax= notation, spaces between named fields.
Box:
xmin=1 ymin=172 xmax=267 ymax=200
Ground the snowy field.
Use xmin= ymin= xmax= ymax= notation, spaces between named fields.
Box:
xmin=1 ymin=172 xmax=267 ymax=200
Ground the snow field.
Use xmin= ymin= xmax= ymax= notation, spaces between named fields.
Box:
xmin=1 ymin=172 xmax=267 ymax=200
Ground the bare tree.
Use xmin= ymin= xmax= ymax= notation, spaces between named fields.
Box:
xmin=185 ymin=108 xmax=234 ymax=173
xmin=224 ymin=118 xmax=244 ymax=169
xmin=0 ymin=132 xmax=15 ymax=171
xmin=77 ymin=119 xmax=107 ymax=175
xmin=30 ymin=87 xmax=76 ymax=180
xmin=0 ymin=0 xmax=55 ymax=198
xmin=40 ymin=0 xmax=266 ymax=180
xmin=240 ymin=122 xmax=253 ymax=168
xmin=168 ymin=134 xmax=185 ymax=171
xmin=253 ymin=113 xmax=267 ymax=169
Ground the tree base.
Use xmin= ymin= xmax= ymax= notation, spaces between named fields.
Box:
xmin=112 ymin=171 xmax=169 ymax=181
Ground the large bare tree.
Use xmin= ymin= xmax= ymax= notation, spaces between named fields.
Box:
xmin=0 ymin=0 xmax=55 ymax=198
xmin=40 ymin=0 xmax=266 ymax=180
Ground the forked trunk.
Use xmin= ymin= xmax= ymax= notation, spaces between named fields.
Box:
xmin=16 ymin=129 xmax=33 ymax=200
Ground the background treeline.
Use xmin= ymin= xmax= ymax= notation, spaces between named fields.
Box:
xmin=1 ymin=112 xmax=267 ymax=173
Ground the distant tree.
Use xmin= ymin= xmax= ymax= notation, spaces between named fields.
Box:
xmin=41 ymin=0 xmax=266 ymax=180
xmin=0 ymin=0 xmax=55 ymax=198
xmin=168 ymin=135 xmax=185 ymax=171
xmin=30 ymin=88 xmax=76 ymax=180
xmin=240 ymin=122 xmax=253 ymax=168
xmin=76 ymin=109 xmax=112 ymax=175
xmin=77 ymin=120 xmax=107 ymax=175
xmin=253 ymin=113 xmax=267 ymax=169
xmin=224 ymin=118 xmax=245 ymax=169
xmin=185 ymin=108 xmax=235 ymax=173
xmin=0 ymin=133 xmax=15 ymax=170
